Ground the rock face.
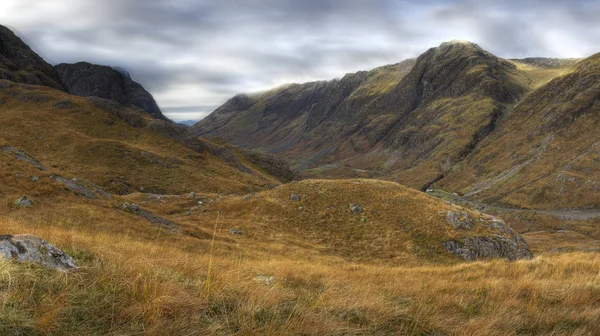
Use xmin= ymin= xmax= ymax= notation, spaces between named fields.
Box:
xmin=0 ymin=234 xmax=77 ymax=271
xmin=444 ymin=215 xmax=533 ymax=261
xmin=54 ymin=62 xmax=167 ymax=120
xmin=0 ymin=25 xmax=63 ymax=90
xmin=444 ymin=237 xmax=533 ymax=261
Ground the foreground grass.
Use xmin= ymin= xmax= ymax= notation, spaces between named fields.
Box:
xmin=0 ymin=211 xmax=598 ymax=336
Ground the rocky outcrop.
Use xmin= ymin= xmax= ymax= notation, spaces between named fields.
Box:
xmin=54 ymin=176 xmax=112 ymax=199
xmin=444 ymin=214 xmax=533 ymax=261
xmin=0 ymin=234 xmax=77 ymax=271
xmin=445 ymin=211 xmax=474 ymax=230
xmin=511 ymin=57 xmax=582 ymax=68
xmin=54 ymin=62 xmax=167 ymax=120
xmin=1 ymin=145 xmax=46 ymax=170
xmin=0 ymin=25 xmax=63 ymax=90
xmin=120 ymin=203 xmax=180 ymax=232
xmin=444 ymin=237 xmax=533 ymax=261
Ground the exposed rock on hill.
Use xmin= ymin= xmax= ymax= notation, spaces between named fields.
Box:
xmin=0 ymin=234 xmax=77 ymax=271
xmin=54 ymin=62 xmax=167 ymax=120
xmin=0 ymin=25 xmax=63 ymax=90
xmin=511 ymin=57 xmax=582 ymax=69
xmin=192 ymin=179 xmax=532 ymax=262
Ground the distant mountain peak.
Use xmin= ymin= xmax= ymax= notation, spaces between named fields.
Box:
xmin=438 ymin=40 xmax=482 ymax=49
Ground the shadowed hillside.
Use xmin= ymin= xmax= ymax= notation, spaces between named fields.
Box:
xmin=193 ymin=41 xmax=530 ymax=189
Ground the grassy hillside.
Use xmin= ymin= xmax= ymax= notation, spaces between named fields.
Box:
xmin=439 ymin=53 xmax=600 ymax=209
xmin=0 ymin=80 xmax=284 ymax=195
xmin=0 ymin=177 xmax=598 ymax=335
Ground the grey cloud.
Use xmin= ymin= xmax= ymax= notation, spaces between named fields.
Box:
xmin=2 ymin=0 xmax=599 ymax=121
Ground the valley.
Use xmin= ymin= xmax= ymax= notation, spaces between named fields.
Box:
xmin=0 ymin=23 xmax=599 ymax=335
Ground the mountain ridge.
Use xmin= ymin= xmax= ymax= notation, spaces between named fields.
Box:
xmin=192 ymin=41 xmax=599 ymax=209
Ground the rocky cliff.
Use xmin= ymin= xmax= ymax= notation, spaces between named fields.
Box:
xmin=0 ymin=25 xmax=63 ymax=90
xmin=54 ymin=62 xmax=167 ymax=120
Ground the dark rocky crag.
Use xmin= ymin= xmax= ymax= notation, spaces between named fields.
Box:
xmin=0 ymin=25 xmax=63 ymax=90
xmin=54 ymin=62 xmax=168 ymax=120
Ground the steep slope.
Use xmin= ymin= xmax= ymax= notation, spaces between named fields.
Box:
xmin=438 ymin=53 xmax=600 ymax=209
xmin=0 ymin=80 xmax=285 ymax=195
xmin=193 ymin=41 xmax=529 ymax=188
xmin=0 ymin=25 xmax=63 ymax=90
xmin=54 ymin=62 xmax=167 ymax=120
xmin=192 ymin=59 xmax=416 ymax=156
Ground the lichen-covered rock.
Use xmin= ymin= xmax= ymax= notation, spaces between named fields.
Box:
xmin=349 ymin=204 xmax=363 ymax=214
xmin=446 ymin=211 xmax=474 ymax=230
xmin=290 ymin=193 xmax=301 ymax=201
xmin=120 ymin=203 xmax=179 ymax=232
xmin=1 ymin=146 xmax=45 ymax=170
xmin=444 ymin=215 xmax=533 ymax=261
xmin=14 ymin=196 xmax=33 ymax=208
xmin=54 ymin=176 xmax=111 ymax=199
xmin=0 ymin=234 xmax=77 ymax=271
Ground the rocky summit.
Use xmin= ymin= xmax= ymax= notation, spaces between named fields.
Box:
xmin=54 ymin=62 xmax=168 ymax=120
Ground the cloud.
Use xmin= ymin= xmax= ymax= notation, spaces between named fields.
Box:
xmin=2 ymin=0 xmax=599 ymax=121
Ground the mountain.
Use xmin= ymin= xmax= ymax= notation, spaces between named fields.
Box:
xmin=54 ymin=62 xmax=168 ymax=120
xmin=193 ymin=41 xmax=600 ymax=209
xmin=439 ymin=53 xmax=600 ymax=209
xmin=0 ymin=25 xmax=63 ymax=90
xmin=0 ymin=80 xmax=288 ymax=194
xmin=192 ymin=41 xmax=529 ymax=187
xmin=0 ymin=25 xmax=597 ymax=336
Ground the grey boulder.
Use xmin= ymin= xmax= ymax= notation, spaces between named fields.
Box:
xmin=0 ymin=234 xmax=77 ymax=271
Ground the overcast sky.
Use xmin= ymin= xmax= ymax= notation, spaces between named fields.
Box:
xmin=2 ymin=0 xmax=599 ymax=121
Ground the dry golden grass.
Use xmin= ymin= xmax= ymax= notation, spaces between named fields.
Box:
xmin=0 ymin=80 xmax=279 ymax=196
xmin=0 ymin=208 xmax=599 ymax=335
xmin=1 ymin=78 xmax=599 ymax=335
xmin=0 ymin=176 xmax=599 ymax=335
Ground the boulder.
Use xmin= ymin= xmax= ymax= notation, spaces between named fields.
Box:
xmin=53 ymin=98 xmax=74 ymax=109
xmin=349 ymin=204 xmax=363 ymax=214
xmin=14 ymin=196 xmax=33 ymax=208
xmin=253 ymin=275 xmax=275 ymax=285
xmin=230 ymin=229 xmax=243 ymax=235
xmin=0 ymin=234 xmax=77 ymax=271
xmin=1 ymin=146 xmax=46 ymax=170
xmin=54 ymin=176 xmax=111 ymax=199
xmin=290 ymin=193 xmax=301 ymax=201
